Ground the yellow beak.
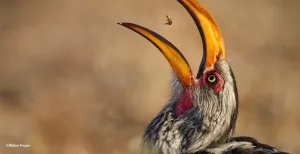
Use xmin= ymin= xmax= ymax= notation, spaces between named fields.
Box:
xmin=118 ymin=22 xmax=193 ymax=88
xmin=118 ymin=0 xmax=226 ymax=85
xmin=178 ymin=0 xmax=225 ymax=77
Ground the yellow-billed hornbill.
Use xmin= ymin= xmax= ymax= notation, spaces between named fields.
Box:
xmin=118 ymin=0 xmax=288 ymax=154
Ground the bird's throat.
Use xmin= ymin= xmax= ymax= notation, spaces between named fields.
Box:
xmin=175 ymin=89 xmax=193 ymax=117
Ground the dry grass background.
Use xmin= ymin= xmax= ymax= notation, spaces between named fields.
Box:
xmin=0 ymin=0 xmax=299 ymax=154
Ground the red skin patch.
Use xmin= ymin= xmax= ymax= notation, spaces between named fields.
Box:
xmin=175 ymin=89 xmax=193 ymax=117
xmin=174 ymin=70 xmax=223 ymax=117
xmin=200 ymin=70 xmax=223 ymax=93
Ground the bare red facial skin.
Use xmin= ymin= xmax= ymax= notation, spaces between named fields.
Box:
xmin=175 ymin=89 xmax=193 ymax=118
xmin=200 ymin=70 xmax=223 ymax=93
xmin=174 ymin=70 xmax=223 ymax=118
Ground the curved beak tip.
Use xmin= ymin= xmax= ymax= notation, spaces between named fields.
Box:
xmin=118 ymin=0 xmax=226 ymax=85
xmin=178 ymin=0 xmax=225 ymax=72
xmin=117 ymin=22 xmax=125 ymax=26
xmin=117 ymin=21 xmax=193 ymax=88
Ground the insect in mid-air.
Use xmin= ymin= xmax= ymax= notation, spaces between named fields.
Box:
xmin=165 ymin=15 xmax=173 ymax=25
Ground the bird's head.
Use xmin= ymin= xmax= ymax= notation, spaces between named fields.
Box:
xmin=118 ymin=0 xmax=238 ymax=153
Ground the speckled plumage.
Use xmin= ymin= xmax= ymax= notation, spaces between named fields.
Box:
xmin=118 ymin=0 xmax=289 ymax=154
xmin=142 ymin=61 xmax=238 ymax=154
xmin=201 ymin=137 xmax=289 ymax=154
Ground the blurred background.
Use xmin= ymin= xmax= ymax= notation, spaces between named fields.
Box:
xmin=0 ymin=0 xmax=299 ymax=154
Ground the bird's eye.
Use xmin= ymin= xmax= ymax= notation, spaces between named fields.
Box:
xmin=207 ymin=74 xmax=217 ymax=83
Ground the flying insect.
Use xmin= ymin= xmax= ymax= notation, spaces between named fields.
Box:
xmin=165 ymin=15 xmax=173 ymax=25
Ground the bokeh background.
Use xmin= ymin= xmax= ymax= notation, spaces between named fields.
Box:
xmin=0 ymin=0 xmax=299 ymax=154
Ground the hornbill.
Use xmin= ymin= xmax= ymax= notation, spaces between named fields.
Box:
xmin=118 ymin=0 xmax=289 ymax=154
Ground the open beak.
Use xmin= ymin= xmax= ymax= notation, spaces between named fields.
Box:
xmin=117 ymin=22 xmax=194 ymax=88
xmin=118 ymin=0 xmax=225 ymax=86
xmin=178 ymin=0 xmax=225 ymax=78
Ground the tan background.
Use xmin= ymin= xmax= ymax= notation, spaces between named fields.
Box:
xmin=0 ymin=0 xmax=299 ymax=154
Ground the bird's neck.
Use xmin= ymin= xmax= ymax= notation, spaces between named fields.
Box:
xmin=142 ymin=103 xmax=237 ymax=154
xmin=142 ymin=96 xmax=237 ymax=154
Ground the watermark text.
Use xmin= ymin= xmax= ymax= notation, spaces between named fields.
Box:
xmin=6 ymin=143 xmax=31 ymax=148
